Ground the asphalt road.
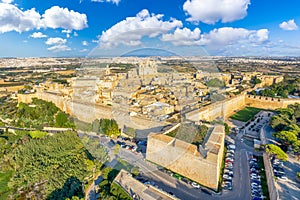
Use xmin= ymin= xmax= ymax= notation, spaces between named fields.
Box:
xmin=82 ymin=132 xmax=252 ymax=200
xmin=117 ymin=140 xmax=252 ymax=200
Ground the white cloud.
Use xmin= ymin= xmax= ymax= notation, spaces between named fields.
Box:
xmin=47 ymin=45 xmax=71 ymax=52
xmin=249 ymin=29 xmax=269 ymax=43
xmin=0 ymin=4 xmax=88 ymax=34
xmin=0 ymin=3 xmax=42 ymax=33
xmin=82 ymin=41 xmax=88 ymax=46
xmin=202 ymin=27 xmax=251 ymax=45
xmin=279 ymin=19 xmax=298 ymax=31
xmin=62 ymin=30 xmax=71 ymax=34
xmin=42 ymin=6 xmax=88 ymax=30
xmin=91 ymin=0 xmax=121 ymax=5
xmin=45 ymin=37 xmax=70 ymax=52
xmin=161 ymin=27 xmax=269 ymax=48
xmin=99 ymin=9 xmax=182 ymax=48
xmin=80 ymin=48 xmax=88 ymax=52
xmin=1 ymin=0 xmax=13 ymax=4
xmin=74 ymin=32 xmax=78 ymax=37
xmin=183 ymin=0 xmax=250 ymax=24
xmin=161 ymin=27 xmax=201 ymax=46
xmin=30 ymin=32 xmax=47 ymax=38
xmin=45 ymin=37 xmax=67 ymax=45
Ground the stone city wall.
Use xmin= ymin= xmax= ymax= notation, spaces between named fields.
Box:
xmin=186 ymin=93 xmax=300 ymax=122
xmin=146 ymin=125 xmax=225 ymax=190
xmin=17 ymin=92 xmax=166 ymax=131
xmin=185 ymin=93 xmax=246 ymax=122
xmin=245 ymin=95 xmax=300 ymax=110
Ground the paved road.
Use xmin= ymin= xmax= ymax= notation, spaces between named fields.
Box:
xmin=82 ymin=132 xmax=252 ymax=200
xmin=117 ymin=139 xmax=252 ymax=200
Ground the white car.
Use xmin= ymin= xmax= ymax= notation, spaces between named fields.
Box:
xmin=223 ymin=175 xmax=232 ymax=180
xmin=132 ymin=146 xmax=137 ymax=152
xmin=192 ymin=182 xmax=200 ymax=188
xmin=228 ymin=144 xmax=236 ymax=150
xmin=227 ymin=149 xmax=235 ymax=154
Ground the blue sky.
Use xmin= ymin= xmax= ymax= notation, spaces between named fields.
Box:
xmin=0 ymin=0 xmax=300 ymax=57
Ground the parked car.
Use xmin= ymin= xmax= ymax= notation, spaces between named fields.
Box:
xmin=227 ymin=149 xmax=235 ymax=154
xmin=224 ymin=171 xmax=233 ymax=176
xmin=223 ymin=185 xmax=232 ymax=191
xmin=223 ymin=175 xmax=232 ymax=180
xmin=228 ymin=144 xmax=236 ymax=150
xmin=192 ymin=182 xmax=200 ymax=188
xmin=277 ymin=175 xmax=287 ymax=181
xmin=224 ymin=169 xmax=233 ymax=174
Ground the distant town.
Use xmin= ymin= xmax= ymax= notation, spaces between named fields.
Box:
xmin=0 ymin=56 xmax=299 ymax=200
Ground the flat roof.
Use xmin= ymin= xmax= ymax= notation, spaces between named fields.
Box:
xmin=114 ymin=169 xmax=178 ymax=200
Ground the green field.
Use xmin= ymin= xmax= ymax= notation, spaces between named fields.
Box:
xmin=230 ymin=107 xmax=261 ymax=122
xmin=0 ymin=171 xmax=13 ymax=200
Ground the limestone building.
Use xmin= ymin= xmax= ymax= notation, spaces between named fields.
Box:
xmin=146 ymin=125 xmax=225 ymax=190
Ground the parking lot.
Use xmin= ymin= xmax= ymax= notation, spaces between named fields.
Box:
xmin=221 ymin=144 xmax=236 ymax=191
xmin=248 ymin=153 xmax=265 ymax=200
xmin=276 ymin=155 xmax=300 ymax=200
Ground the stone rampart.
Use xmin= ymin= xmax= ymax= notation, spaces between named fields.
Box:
xmin=186 ymin=93 xmax=300 ymax=122
xmin=245 ymin=95 xmax=300 ymax=110
xmin=17 ymin=92 xmax=166 ymax=131
xmin=146 ymin=125 xmax=225 ymax=190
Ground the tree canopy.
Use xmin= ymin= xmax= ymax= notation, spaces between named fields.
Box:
xmin=256 ymin=77 xmax=299 ymax=98
xmin=1 ymin=98 xmax=75 ymax=129
xmin=0 ymin=131 xmax=100 ymax=199
xmin=270 ymin=103 xmax=300 ymax=155
xmin=265 ymin=144 xmax=288 ymax=161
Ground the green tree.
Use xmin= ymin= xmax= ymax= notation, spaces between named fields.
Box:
xmin=6 ymin=132 xmax=96 ymax=199
xmin=100 ymin=119 xmax=120 ymax=137
xmin=251 ymin=76 xmax=262 ymax=85
xmin=270 ymin=114 xmax=292 ymax=131
xmin=274 ymin=130 xmax=298 ymax=146
xmin=265 ymin=144 xmax=288 ymax=161
xmin=224 ymin=123 xmax=231 ymax=135
xmin=55 ymin=112 xmax=68 ymax=127
xmin=293 ymin=140 xmax=300 ymax=155
xmin=29 ymin=130 xmax=48 ymax=139
xmin=82 ymin=136 xmax=108 ymax=164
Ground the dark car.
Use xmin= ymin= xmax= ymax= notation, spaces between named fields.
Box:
xmin=108 ymin=139 xmax=115 ymax=147
xmin=181 ymin=177 xmax=191 ymax=184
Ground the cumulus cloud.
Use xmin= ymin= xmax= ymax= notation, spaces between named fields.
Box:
xmin=47 ymin=45 xmax=71 ymax=52
xmin=45 ymin=37 xmax=70 ymax=52
xmin=161 ymin=27 xmax=269 ymax=48
xmin=279 ymin=19 xmax=298 ymax=31
xmin=30 ymin=32 xmax=47 ymax=38
xmin=183 ymin=0 xmax=250 ymax=24
xmin=45 ymin=37 xmax=66 ymax=45
xmin=82 ymin=41 xmax=88 ymax=46
xmin=0 ymin=3 xmax=87 ymax=33
xmin=41 ymin=6 xmax=88 ymax=30
xmin=99 ymin=9 xmax=182 ymax=48
xmin=161 ymin=27 xmax=201 ymax=46
xmin=91 ymin=0 xmax=121 ymax=5
xmin=1 ymin=0 xmax=13 ymax=4
xmin=0 ymin=3 xmax=42 ymax=33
